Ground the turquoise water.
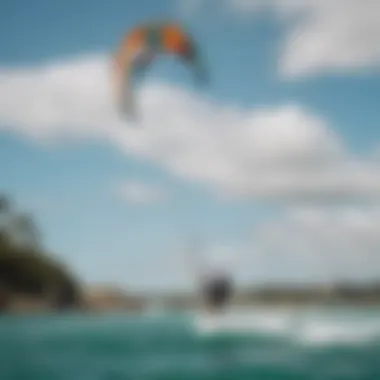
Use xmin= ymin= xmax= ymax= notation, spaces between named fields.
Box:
xmin=1 ymin=307 xmax=380 ymax=379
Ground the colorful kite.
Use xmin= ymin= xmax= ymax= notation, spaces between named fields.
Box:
xmin=112 ymin=21 xmax=208 ymax=119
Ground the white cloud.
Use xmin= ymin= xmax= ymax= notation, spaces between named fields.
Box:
xmin=0 ymin=55 xmax=379 ymax=203
xmin=156 ymin=205 xmax=380 ymax=287
xmin=101 ymin=204 xmax=380 ymax=290
xmin=225 ymin=0 xmax=380 ymax=76
xmin=248 ymin=205 xmax=380 ymax=283
xmin=116 ymin=180 xmax=168 ymax=205
xmin=278 ymin=0 xmax=380 ymax=77
xmin=0 ymin=54 xmax=120 ymax=141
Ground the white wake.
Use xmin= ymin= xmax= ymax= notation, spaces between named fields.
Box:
xmin=192 ymin=306 xmax=380 ymax=346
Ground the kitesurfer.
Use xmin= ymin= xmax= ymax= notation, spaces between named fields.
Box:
xmin=200 ymin=270 xmax=233 ymax=312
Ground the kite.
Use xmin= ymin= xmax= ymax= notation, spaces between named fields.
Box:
xmin=112 ymin=21 xmax=208 ymax=119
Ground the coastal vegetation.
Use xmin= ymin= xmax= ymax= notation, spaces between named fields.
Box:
xmin=0 ymin=194 xmax=81 ymax=312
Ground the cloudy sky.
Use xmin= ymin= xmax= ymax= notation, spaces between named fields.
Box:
xmin=1 ymin=0 xmax=380 ymax=291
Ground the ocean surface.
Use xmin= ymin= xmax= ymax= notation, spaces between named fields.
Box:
xmin=1 ymin=306 xmax=380 ymax=380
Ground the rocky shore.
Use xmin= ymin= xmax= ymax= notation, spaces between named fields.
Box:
xmin=80 ymin=286 xmax=146 ymax=312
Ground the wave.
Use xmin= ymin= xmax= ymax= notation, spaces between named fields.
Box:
xmin=192 ymin=306 xmax=380 ymax=346
xmin=2 ymin=306 xmax=380 ymax=348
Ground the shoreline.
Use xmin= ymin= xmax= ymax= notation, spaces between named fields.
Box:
xmin=2 ymin=283 xmax=380 ymax=314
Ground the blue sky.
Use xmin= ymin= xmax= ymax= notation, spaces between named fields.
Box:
xmin=1 ymin=0 xmax=380 ymax=291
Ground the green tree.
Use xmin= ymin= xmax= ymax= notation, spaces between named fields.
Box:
xmin=0 ymin=194 xmax=81 ymax=311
